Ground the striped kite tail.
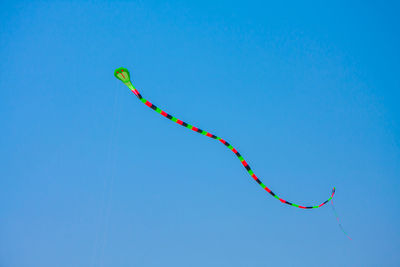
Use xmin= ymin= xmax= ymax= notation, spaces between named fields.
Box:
xmin=114 ymin=67 xmax=335 ymax=209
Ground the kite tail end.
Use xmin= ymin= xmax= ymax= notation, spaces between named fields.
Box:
xmin=331 ymin=187 xmax=336 ymax=199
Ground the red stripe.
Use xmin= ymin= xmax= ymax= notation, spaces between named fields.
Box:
xmin=232 ymin=148 xmax=237 ymax=153
xmin=161 ymin=111 xmax=167 ymax=117
xmin=251 ymin=174 xmax=258 ymax=180
xmin=145 ymin=101 xmax=152 ymax=107
xmin=298 ymin=206 xmax=306 ymax=209
xmin=264 ymin=187 xmax=271 ymax=193
xmin=242 ymin=160 xmax=248 ymax=166
xmin=279 ymin=198 xmax=286 ymax=203
xmin=192 ymin=126 xmax=198 ymax=131
xmin=219 ymin=139 xmax=226 ymax=144
xmin=206 ymin=132 xmax=212 ymax=137
xmin=176 ymin=119 xmax=183 ymax=125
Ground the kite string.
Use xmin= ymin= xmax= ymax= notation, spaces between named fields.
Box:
xmin=91 ymin=86 xmax=123 ymax=267
xmin=99 ymin=87 xmax=123 ymax=266
xmin=331 ymin=199 xmax=352 ymax=240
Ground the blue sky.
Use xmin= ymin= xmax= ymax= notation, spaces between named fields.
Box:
xmin=1 ymin=1 xmax=399 ymax=266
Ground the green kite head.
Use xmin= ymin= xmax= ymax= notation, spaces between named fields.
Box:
xmin=114 ymin=67 xmax=131 ymax=84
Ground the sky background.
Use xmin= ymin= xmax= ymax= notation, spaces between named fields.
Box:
xmin=1 ymin=1 xmax=399 ymax=266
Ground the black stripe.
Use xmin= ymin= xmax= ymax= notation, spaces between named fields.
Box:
xmin=255 ymin=179 xmax=261 ymax=184
xmin=270 ymin=191 xmax=275 ymax=196
xmin=196 ymin=128 xmax=203 ymax=133
xmin=224 ymin=141 xmax=230 ymax=147
xmin=245 ymin=165 xmax=251 ymax=171
xmin=150 ymin=104 xmax=157 ymax=110
xmin=182 ymin=122 xmax=188 ymax=127
xmin=166 ymin=114 xmax=173 ymax=119
xmin=285 ymin=201 xmax=292 ymax=205
xmin=137 ymin=94 xmax=143 ymax=99
xmin=305 ymin=206 xmax=313 ymax=209
xmin=236 ymin=152 xmax=241 ymax=157
xmin=323 ymin=200 xmax=328 ymax=204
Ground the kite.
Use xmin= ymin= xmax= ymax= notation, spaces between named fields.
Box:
xmin=114 ymin=67 xmax=335 ymax=209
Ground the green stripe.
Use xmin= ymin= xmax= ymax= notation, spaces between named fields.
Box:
xmin=155 ymin=107 xmax=162 ymax=113
xmin=140 ymin=98 xmax=147 ymax=104
xmin=171 ymin=117 xmax=178 ymax=122
xmin=313 ymin=206 xmax=319 ymax=209
xmin=228 ymin=145 xmax=233 ymax=149
xmin=260 ymin=183 xmax=266 ymax=188
xmin=248 ymin=170 xmax=254 ymax=175
xmin=292 ymin=203 xmax=299 ymax=207
xmin=238 ymin=156 xmax=244 ymax=161
xmin=201 ymin=131 xmax=208 ymax=135
xmin=186 ymin=124 xmax=193 ymax=128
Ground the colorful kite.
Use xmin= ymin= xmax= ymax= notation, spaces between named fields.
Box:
xmin=114 ymin=67 xmax=335 ymax=209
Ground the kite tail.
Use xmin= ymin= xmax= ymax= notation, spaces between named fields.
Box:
xmin=115 ymin=67 xmax=335 ymax=209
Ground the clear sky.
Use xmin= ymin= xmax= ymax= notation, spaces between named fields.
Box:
xmin=1 ymin=1 xmax=399 ymax=266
